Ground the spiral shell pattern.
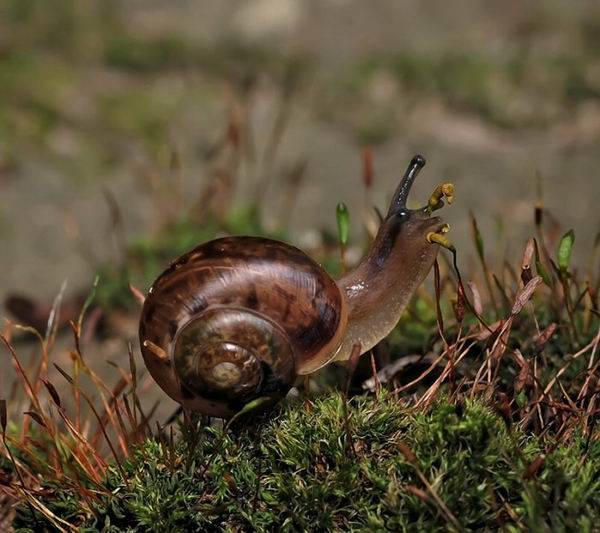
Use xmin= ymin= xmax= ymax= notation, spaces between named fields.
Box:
xmin=173 ymin=307 xmax=295 ymax=404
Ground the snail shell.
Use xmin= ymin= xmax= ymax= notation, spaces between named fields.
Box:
xmin=139 ymin=236 xmax=348 ymax=417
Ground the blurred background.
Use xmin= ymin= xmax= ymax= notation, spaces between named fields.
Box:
xmin=3 ymin=4 xmax=600 ymax=528
xmin=1 ymin=0 xmax=599 ymax=321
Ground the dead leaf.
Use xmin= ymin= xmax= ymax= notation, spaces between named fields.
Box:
xmin=512 ymin=350 xmax=533 ymax=392
xmin=511 ymin=276 xmax=542 ymax=315
xmin=467 ymin=281 xmax=484 ymax=317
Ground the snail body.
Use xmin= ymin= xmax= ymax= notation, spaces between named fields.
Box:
xmin=139 ymin=155 xmax=452 ymax=417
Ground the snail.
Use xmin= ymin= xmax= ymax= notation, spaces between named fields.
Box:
xmin=139 ymin=155 xmax=454 ymax=417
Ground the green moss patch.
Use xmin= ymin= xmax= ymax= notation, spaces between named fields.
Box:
xmin=12 ymin=394 xmax=600 ymax=532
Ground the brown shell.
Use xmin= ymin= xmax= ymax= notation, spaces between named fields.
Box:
xmin=139 ymin=236 xmax=348 ymax=415
xmin=172 ymin=306 xmax=296 ymax=409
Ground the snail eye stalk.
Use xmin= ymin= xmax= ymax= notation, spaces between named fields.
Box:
xmin=388 ymin=155 xmax=426 ymax=216
xmin=388 ymin=155 xmax=456 ymax=216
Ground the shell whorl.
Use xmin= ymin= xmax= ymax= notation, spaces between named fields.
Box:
xmin=139 ymin=236 xmax=348 ymax=417
xmin=173 ymin=307 xmax=295 ymax=404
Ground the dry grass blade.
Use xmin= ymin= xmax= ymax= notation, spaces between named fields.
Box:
xmin=45 ymin=279 xmax=68 ymax=351
xmin=417 ymin=342 xmax=472 ymax=407
xmin=69 ymin=333 xmax=129 ymax=455
xmin=130 ymin=394 xmax=154 ymax=441
xmin=11 ymin=325 xmax=53 ymax=440
xmin=369 ymin=352 xmax=381 ymax=397
xmin=121 ymin=394 xmax=142 ymax=445
xmin=523 ymin=327 xmax=600 ymax=425
xmin=578 ymin=331 xmax=600 ymax=401
xmin=128 ymin=342 xmax=137 ymax=390
xmin=405 ymin=484 xmax=431 ymax=503
xmin=449 ymin=246 xmax=493 ymax=332
xmin=470 ymin=211 xmax=498 ymax=315
xmin=398 ymin=442 xmax=461 ymax=530
xmin=54 ymin=364 xmax=129 ymax=487
xmin=433 ymin=259 xmax=447 ymax=347
xmin=25 ymin=492 xmax=77 ymax=533
xmin=103 ymin=188 xmax=128 ymax=266
xmin=0 ymin=399 xmax=37 ymax=525
xmin=113 ymin=398 xmax=133 ymax=456
xmin=392 ymin=345 xmax=466 ymax=396
xmin=53 ymin=410 xmax=108 ymax=478
xmin=0 ymin=399 xmax=6 ymax=434
xmin=75 ymin=276 xmax=100 ymax=344
xmin=513 ymin=350 xmax=533 ymax=393
xmin=90 ymin=375 xmax=128 ymax=449
xmin=1 ymin=335 xmax=48 ymax=431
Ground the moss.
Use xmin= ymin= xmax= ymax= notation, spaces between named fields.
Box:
xmin=13 ymin=395 xmax=600 ymax=531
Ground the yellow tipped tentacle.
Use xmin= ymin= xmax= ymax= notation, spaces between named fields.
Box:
xmin=427 ymin=224 xmax=455 ymax=252
xmin=428 ymin=182 xmax=455 ymax=212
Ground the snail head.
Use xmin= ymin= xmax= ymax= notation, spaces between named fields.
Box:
xmin=367 ymin=155 xmax=454 ymax=272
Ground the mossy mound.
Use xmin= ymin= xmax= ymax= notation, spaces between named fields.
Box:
xmin=13 ymin=394 xmax=600 ymax=532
